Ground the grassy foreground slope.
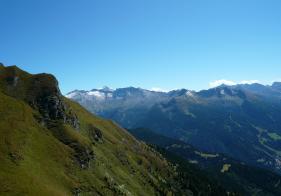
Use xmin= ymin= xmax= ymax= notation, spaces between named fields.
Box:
xmin=0 ymin=64 xmax=229 ymax=196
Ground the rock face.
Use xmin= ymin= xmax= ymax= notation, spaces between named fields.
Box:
xmin=70 ymin=142 xmax=95 ymax=169
xmin=88 ymin=124 xmax=103 ymax=143
xmin=27 ymin=74 xmax=80 ymax=129
xmin=0 ymin=66 xmax=80 ymax=129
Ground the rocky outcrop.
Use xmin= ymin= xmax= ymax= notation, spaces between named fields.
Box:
xmin=88 ymin=124 xmax=103 ymax=143
xmin=69 ymin=142 xmax=95 ymax=169
xmin=26 ymin=74 xmax=80 ymax=129
xmin=0 ymin=65 xmax=80 ymax=130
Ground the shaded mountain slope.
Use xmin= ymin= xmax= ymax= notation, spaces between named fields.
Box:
xmin=137 ymin=86 xmax=281 ymax=173
xmin=129 ymin=128 xmax=281 ymax=196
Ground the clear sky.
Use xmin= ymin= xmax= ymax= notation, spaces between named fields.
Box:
xmin=1 ymin=0 xmax=281 ymax=93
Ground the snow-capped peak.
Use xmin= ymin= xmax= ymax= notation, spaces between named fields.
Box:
xmin=86 ymin=90 xmax=106 ymax=100
xmin=186 ymin=91 xmax=194 ymax=97
xmin=98 ymin=86 xmax=114 ymax=92
xmin=66 ymin=91 xmax=79 ymax=98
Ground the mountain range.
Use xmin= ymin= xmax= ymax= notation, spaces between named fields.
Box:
xmin=67 ymin=83 xmax=281 ymax=174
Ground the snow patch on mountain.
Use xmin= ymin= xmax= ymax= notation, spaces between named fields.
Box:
xmin=150 ymin=87 xmax=169 ymax=92
xmin=66 ymin=91 xmax=79 ymax=98
xmin=186 ymin=91 xmax=194 ymax=97
xmin=209 ymin=79 xmax=260 ymax=88
xmin=87 ymin=91 xmax=105 ymax=99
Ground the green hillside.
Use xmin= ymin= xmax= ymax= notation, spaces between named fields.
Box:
xmin=0 ymin=64 xmax=230 ymax=195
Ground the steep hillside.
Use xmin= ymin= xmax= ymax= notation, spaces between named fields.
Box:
xmin=0 ymin=64 xmax=230 ymax=195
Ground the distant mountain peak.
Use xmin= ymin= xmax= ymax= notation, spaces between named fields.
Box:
xmin=186 ymin=90 xmax=194 ymax=97
xmin=272 ymin=81 xmax=281 ymax=86
xmin=100 ymin=86 xmax=114 ymax=91
xmin=272 ymin=82 xmax=281 ymax=91
xmin=215 ymin=84 xmax=231 ymax=88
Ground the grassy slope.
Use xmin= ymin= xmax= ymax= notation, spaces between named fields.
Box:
xmin=64 ymin=98 xmax=174 ymax=195
xmin=0 ymin=92 xmax=75 ymax=195
xmin=0 ymin=90 xmax=177 ymax=195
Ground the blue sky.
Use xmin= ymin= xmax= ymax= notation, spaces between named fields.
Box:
xmin=1 ymin=0 xmax=281 ymax=93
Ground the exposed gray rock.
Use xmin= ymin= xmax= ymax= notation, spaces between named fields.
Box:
xmin=26 ymin=74 xmax=80 ymax=130
xmin=88 ymin=124 xmax=103 ymax=143
xmin=0 ymin=66 xmax=80 ymax=130
xmin=70 ymin=142 xmax=95 ymax=169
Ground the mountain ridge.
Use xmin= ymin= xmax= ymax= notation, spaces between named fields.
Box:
xmin=67 ymin=82 xmax=281 ymax=175
xmin=66 ymin=82 xmax=281 ymax=98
